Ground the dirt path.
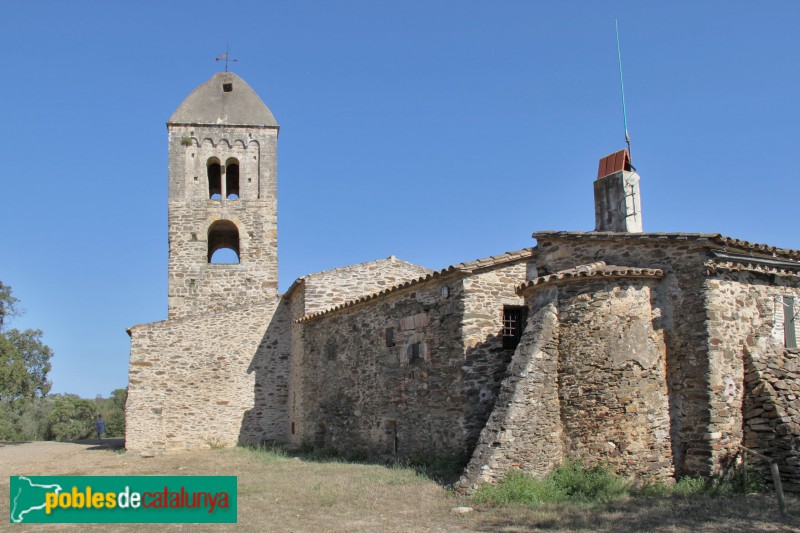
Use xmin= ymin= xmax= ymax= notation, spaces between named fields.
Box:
xmin=0 ymin=440 xmax=461 ymax=532
xmin=2 ymin=441 xmax=799 ymax=532
xmin=1 ymin=440 xmax=126 ymax=476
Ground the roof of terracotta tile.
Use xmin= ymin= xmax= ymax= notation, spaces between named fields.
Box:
xmin=284 ymin=255 xmax=433 ymax=297
xmin=597 ymin=149 xmax=632 ymax=179
xmin=533 ymin=231 xmax=800 ymax=259
xmin=713 ymin=236 xmax=800 ymax=258
xmin=297 ymin=248 xmax=535 ymax=322
xmin=518 ymin=261 xmax=663 ymax=292
xmin=707 ymin=260 xmax=800 ymax=278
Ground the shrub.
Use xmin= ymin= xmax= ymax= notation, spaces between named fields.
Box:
xmin=290 ymin=445 xmax=371 ymax=463
xmin=0 ymin=388 xmax=127 ymax=442
xmin=549 ymin=460 xmax=629 ymax=502
xmin=400 ymin=453 xmax=469 ymax=484
xmin=340 ymin=448 xmax=369 ymax=462
xmin=302 ymin=447 xmax=342 ymax=461
xmin=474 ymin=460 xmax=630 ymax=506
xmin=476 ymin=460 xmax=769 ymax=507
xmin=473 ymin=470 xmax=559 ymax=505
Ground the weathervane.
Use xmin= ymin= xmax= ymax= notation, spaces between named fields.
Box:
xmin=215 ymin=45 xmax=238 ymax=72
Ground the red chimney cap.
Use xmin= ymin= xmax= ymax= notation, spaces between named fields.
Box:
xmin=597 ymin=149 xmax=632 ymax=180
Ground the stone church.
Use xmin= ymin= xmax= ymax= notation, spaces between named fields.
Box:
xmin=127 ymin=72 xmax=800 ymax=490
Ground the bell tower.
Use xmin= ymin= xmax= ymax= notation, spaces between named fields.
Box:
xmin=166 ymin=72 xmax=279 ymax=318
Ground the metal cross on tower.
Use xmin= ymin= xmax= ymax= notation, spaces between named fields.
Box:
xmin=215 ymin=45 xmax=238 ymax=72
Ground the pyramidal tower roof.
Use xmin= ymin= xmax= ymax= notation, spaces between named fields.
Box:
xmin=168 ymin=72 xmax=278 ymax=127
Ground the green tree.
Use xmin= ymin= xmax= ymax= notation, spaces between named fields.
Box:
xmin=45 ymin=395 xmax=96 ymax=441
xmin=0 ymin=396 xmax=56 ymax=441
xmin=0 ymin=281 xmax=18 ymax=328
xmin=0 ymin=401 xmax=19 ymax=440
xmin=0 ymin=282 xmax=53 ymax=402
xmin=95 ymin=387 xmax=127 ymax=438
xmin=17 ymin=396 xmax=55 ymax=440
xmin=105 ymin=387 xmax=127 ymax=438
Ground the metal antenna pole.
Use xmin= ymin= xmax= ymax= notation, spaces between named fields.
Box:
xmin=616 ymin=20 xmax=632 ymax=163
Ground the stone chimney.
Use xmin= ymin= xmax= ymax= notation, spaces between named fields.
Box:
xmin=594 ymin=149 xmax=642 ymax=232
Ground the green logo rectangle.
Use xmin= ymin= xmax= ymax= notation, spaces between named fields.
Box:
xmin=9 ymin=476 xmax=237 ymax=523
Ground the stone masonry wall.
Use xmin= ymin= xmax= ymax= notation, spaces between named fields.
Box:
xmin=167 ymin=126 xmax=279 ymax=319
xmin=556 ymin=279 xmax=673 ymax=480
xmin=295 ymin=259 xmax=530 ymax=458
xmin=461 ymin=287 xmax=562 ymax=488
xmin=126 ymin=298 xmax=289 ymax=454
xmin=166 ymin=203 xmax=278 ymax=318
xmin=462 ymin=277 xmax=673 ymax=489
xmin=302 ymin=257 xmax=433 ymax=316
xmin=460 ymin=262 xmax=527 ymax=450
xmin=287 ymin=287 xmax=307 ymax=447
xmin=297 ymin=277 xmax=466 ymax=457
xmin=536 ymin=235 xmax=712 ymax=475
xmin=287 ymin=257 xmax=433 ymax=447
xmin=705 ymin=267 xmax=800 ymax=478
xmin=744 ymin=349 xmax=800 ymax=492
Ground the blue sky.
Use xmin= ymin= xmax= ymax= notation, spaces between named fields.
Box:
xmin=2 ymin=2 xmax=798 ymax=398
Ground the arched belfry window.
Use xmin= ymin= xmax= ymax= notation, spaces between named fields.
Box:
xmin=226 ymin=158 xmax=240 ymax=199
xmin=208 ymin=220 xmax=240 ymax=264
xmin=207 ymin=158 xmax=222 ymax=199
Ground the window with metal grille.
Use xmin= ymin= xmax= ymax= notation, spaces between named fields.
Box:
xmin=502 ymin=306 xmax=524 ymax=350
xmin=784 ymin=296 xmax=797 ymax=348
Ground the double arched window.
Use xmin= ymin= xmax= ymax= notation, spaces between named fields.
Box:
xmin=208 ymin=158 xmax=222 ymax=199
xmin=225 ymin=158 xmax=239 ymax=199
xmin=208 ymin=220 xmax=240 ymax=264
xmin=207 ymin=157 xmax=241 ymax=200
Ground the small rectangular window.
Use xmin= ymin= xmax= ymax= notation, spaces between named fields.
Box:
xmin=409 ymin=342 xmax=420 ymax=361
xmin=326 ymin=343 xmax=336 ymax=360
xmin=386 ymin=327 xmax=395 ymax=347
xmin=291 ymin=422 xmax=295 ymax=435
xmin=502 ymin=306 xmax=525 ymax=350
xmin=222 ymin=82 xmax=233 ymax=92
xmin=387 ymin=420 xmax=398 ymax=456
xmin=784 ymin=296 xmax=797 ymax=348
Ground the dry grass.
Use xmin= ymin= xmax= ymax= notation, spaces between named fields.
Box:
xmin=1 ymin=441 xmax=799 ymax=532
